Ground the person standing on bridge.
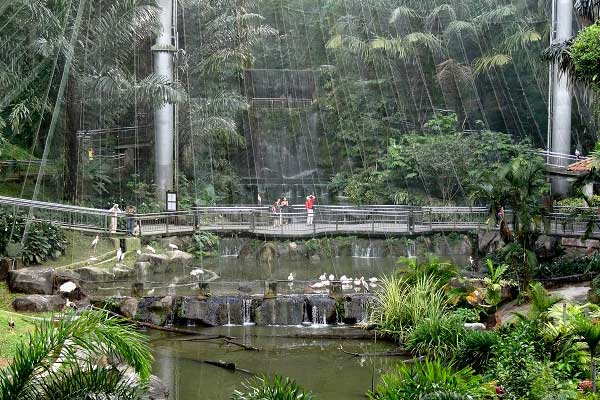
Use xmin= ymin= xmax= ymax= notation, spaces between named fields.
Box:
xmin=306 ymin=195 xmax=315 ymax=225
xmin=281 ymin=197 xmax=289 ymax=224
xmin=109 ymin=204 xmax=121 ymax=233
xmin=125 ymin=205 xmax=136 ymax=235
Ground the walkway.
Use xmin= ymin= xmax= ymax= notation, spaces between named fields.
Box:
xmin=1 ymin=195 xmax=600 ymax=239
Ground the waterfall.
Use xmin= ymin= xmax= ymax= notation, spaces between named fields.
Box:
xmin=242 ymin=299 xmax=254 ymax=326
xmin=311 ymin=305 xmax=327 ymax=326
xmin=358 ymin=298 xmax=368 ymax=324
xmin=407 ymin=240 xmax=416 ymax=259
xmin=352 ymin=241 xmax=382 ymax=258
xmin=220 ymin=238 xmax=245 ymax=257
xmin=225 ymin=298 xmax=232 ymax=326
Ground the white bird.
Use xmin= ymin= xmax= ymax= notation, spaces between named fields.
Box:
xmin=136 ymin=249 xmax=141 ymax=256
xmin=469 ymin=256 xmax=474 ymax=267
xmin=354 ymin=278 xmax=361 ymax=286
xmin=59 ymin=281 xmax=77 ymax=293
xmin=116 ymin=247 xmax=124 ymax=262
xmin=168 ymin=243 xmax=178 ymax=252
xmin=147 ymin=288 xmax=155 ymax=295
xmin=8 ymin=317 xmax=14 ymax=332
xmin=257 ymin=193 xmax=262 ymax=205
xmin=91 ymin=235 xmax=99 ymax=252
xmin=323 ymin=280 xmax=330 ymax=286
xmin=311 ymin=282 xmax=325 ymax=289
xmin=146 ymin=245 xmax=156 ymax=254
xmin=340 ymin=275 xmax=349 ymax=282
xmin=190 ymin=268 xmax=204 ymax=277
xmin=368 ymin=277 xmax=379 ymax=283
xmin=328 ymin=274 xmax=334 ymax=281
xmin=319 ymin=273 xmax=326 ymax=281
xmin=287 ymin=273 xmax=294 ymax=281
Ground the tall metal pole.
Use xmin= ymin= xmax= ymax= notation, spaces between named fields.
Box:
xmin=153 ymin=0 xmax=176 ymax=204
xmin=551 ymin=0 xmax=573 ymax=197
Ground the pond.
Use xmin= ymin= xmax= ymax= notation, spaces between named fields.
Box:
xmin=150 ymin=325 xmax=399 ymax=400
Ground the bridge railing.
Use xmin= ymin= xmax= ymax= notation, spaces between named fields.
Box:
xmin=536 ymin=150 xmax=586 ymax=167
xmin=0 ymin=195 xmax=117 ymax=233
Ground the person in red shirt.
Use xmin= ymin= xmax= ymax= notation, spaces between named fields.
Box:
xmin=305 ymin=195 xmax=315 ymax=225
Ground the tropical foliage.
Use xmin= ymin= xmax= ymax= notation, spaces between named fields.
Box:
xmin=232 ymin=375 xmax=314 ymax=400
xmin=0 ymin=309 xmax=153 ymax=399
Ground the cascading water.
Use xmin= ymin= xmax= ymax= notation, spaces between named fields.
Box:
xmin=352 ymin=243 xmax=372 ymax=258
xmin=220 ymin=238 xmax=246 ymax=257
xmin=358 ymin=298 xmax=368 ymax=324
xmin=225 ymin=298 xmax=232 ymax=326
xmin=311 ymin=305 xmax=327 ymax=326
xmin=407 ymin=240 xmax=416 ymax=259
xmin=242 ymin=298 xmax=254 ymax=326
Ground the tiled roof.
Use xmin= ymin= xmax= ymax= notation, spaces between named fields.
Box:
xmin=567 ymin=158 xmax=595 ymax=172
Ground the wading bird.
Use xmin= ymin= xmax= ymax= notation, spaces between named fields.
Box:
xmin=8 ymin=317 xmax=14 ymax=332
xmin=168 ymin=243 xmax=178 ymax=253
xmin=116 ymin=248 xmax=124 ymax=262
xmin=91 ymin=235 xmax=99 ymax=253
xmin=146 ymin=245 xmax=156 ymax=254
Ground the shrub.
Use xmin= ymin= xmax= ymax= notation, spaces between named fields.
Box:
xmin=367 ymin=358 xmax=493 ymax=400
xmin=231 ymin=375 xmax=314 ymax=400
xmin=455 ymin=330 xmax=500 ymax=373
xmin=407 ymin=313 xmax=465 ymax=360
xmin=188 ymin=231 xmax=220 ymax=257
xmin=397 ymin=257 xmax=459 ymax=289
xmin=571 ymin=24 xmax=600 ymax=85
xmin=0 ymin=211 xmax=66 ymax=264
xmin=369 ymin=274 xmax=448 ymax=340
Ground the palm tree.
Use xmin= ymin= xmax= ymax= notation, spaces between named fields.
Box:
xmin=0 ymin=309 xmax=153 ymax=399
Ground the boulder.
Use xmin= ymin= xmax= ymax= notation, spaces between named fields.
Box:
xmin=142 ymin=375 xmax=170 ymax=400
xmin=8 ymin=267 xmax=55 ymax=295
xmin=13 ymin=294 xmax=65 ymax=312
xmin=76 ymin=266 xmax=114 ymax=282
xmin=135 ymin=262 xmax=152 ymax=277
xmin=254 ymin=297 xmax=304 ymax=326
xmin=136 ymin=296 xmax=174 ymax=325
xmin=343 ymin=294 xmax=371 ymax=324
xmin=120 ymin=297 xmax=139 ymax=319
xmin=178 ymin=296 xmax=244 ymax=326
xmin=306 ymin=296 xmax=337 ymax=324
xmin=168 ymin=250 xmax=193 ymax=268
xmin=113 ymin=266 xmax=134 ymax=280
xmin=159 ymin=236 xmax=186 ymax=250
xmin=144 ymin=254 xmax=170 ymax=273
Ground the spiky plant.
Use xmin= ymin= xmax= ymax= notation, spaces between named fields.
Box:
xmin=231 ymin=375 xmax=314 ymax=400
xmin=0 ymin=309 xmax=153 ymax=399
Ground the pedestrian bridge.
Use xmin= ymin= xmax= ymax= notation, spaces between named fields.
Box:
xmin=0 ymin=195 xmax=599 ymax=239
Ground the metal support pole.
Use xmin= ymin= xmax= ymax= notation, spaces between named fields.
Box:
xmin=153 ymin=0 xmax=176 ymax=204
xmin=551 ymin=0 xmax=573 ymax=197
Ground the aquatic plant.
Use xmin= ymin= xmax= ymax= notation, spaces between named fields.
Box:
xmin=231 ymin=375 xmax=314 ymax=400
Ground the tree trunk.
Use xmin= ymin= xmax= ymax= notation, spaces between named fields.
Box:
xmin=63 ymin=76 xmax=80 ymax=202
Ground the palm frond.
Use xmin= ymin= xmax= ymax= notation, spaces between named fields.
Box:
xmin=425 ymin=4 xmax=457 ymax=30
xmin=473 ymin=54 xmax=511 ymax=75
xmin=389 ymin=6 xmax=418 ymax=23
xmin=503 ymin=28 xmax=542 ymax=54
xmin=475 ymin=5 xmax=517 ymax=26
xmin=444 ymin=20 xmax=477 ymax=37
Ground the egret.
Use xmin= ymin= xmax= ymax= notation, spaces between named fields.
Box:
xmin=319 ymin=273 xmax=326 ymax=281
xmin=328 ymin=274 xmax=334 ymax=281
xmin=146 ymin=245 xmax=156 ymax=254
xmin=190 ymin=268 xmax=204 ymax=277
xmin=311 ymin=282 xmax=325 ymax=289
xmin=353 ymin=278 xmax=361 ymax=287
xmin=287 ymin=273 xmax=294 ymax=281
xmin=136 ymin=249 xmax=142 ymax=256
xmin=147 ymin=288 xmax=155 ymax=295
xmin=368 ymin=277 xmax=378 ymax=283
xmin=8 ymin=317 xmax=14 ymax=332
xmin=116 ymin=247 xmax=124 ymax=262
xmin=323 ymin=280 xmax=330 ymax=286
xmin=91 ymin=235 xmax=99 ymax=253
xmin=469 ymin=256 xmax=474 ymax=268
xmin=168 ymin=243 xmax=178 ymax=253
xmin=340 ymin=275 xmax=349 ymax=282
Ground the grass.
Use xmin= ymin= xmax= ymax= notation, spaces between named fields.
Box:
xmin=44 ymin=231 xmax=116 ymax=268
xmin=0 ymin=309 xmax=36 ymax=360
xmin=0 ymin=283 xmax=37 ymax=362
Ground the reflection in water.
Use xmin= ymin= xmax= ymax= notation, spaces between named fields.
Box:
xmin=150 ymin=325 xmax=397 ymax=400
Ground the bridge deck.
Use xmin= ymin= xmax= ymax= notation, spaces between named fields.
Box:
xmin=1 ymin=195 xmax=599 ymax=239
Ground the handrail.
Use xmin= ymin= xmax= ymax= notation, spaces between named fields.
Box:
xmin=0 ymin=195 xmax=598 ymax=238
